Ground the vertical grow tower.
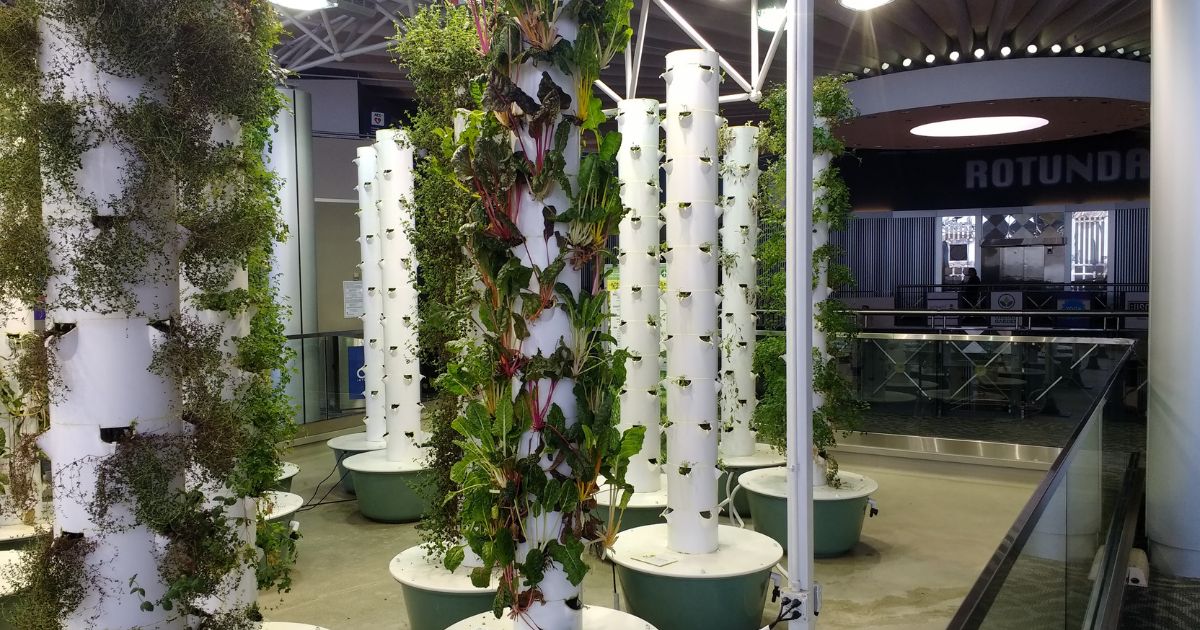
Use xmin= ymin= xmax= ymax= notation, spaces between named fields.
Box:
xmin=609 ymin=50 xmax=783 ymax=630
xmin=717 ymin=125 xmax=783 ymax=517
xmin=596 ymin=98 xmax=668 ymax=532
xmin=344 ymin=129 xmax=431 ymax=523
xmin=327 ymin=146 xmax=390 ymax=493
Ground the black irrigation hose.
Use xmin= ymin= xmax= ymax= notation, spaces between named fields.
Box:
xmin=294 ymin=460 xmax=354 ymax=512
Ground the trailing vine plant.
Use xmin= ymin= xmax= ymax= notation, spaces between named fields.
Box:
xmin=0 ymin=1 xmax=296 ymax=627
xmin=389 ymin=2 xmax=488 ymax=560
xmin=431 ymin=0 xmax=644 ymax=621
xmin=753 ymin=77 xmax=867 ymax=484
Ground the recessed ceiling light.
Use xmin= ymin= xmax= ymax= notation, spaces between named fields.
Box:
xmin=839 ymin=0 xmax=895 ymax=10
xmin=1000 ymin=46 xmax=1012 ymax=57
xmin=925 ymin=54 xmax=935 ymax=64
xmin=1026 ymin=44 xmax=1038 ymax=54
xmin=862 ymin=67 xmax=872 ymax=74
xmin=1133 ymin=50 xmax=1141 ymax=57
xmin=1117 ymin=47 xmax=1125 ymax=54
xmin=1074 ymin=45 xmax=1085 ymax=54
xmin=1098 ymin=45 xmax=1107 ymax=53
xmin=910 ymin=116 xmax=1050 ymax=138
xmin=949 ymin=51 xmax=960 ymax=62
xmin=1051 ymin=44 xmax=1062 ymax=54
xmin=269 ymin=0 xmax=336 ymax=9
xmin=881 ymin=62 xmax=890 ymax=70
xmin=974 ymin=48 xmax=985 ymax=59
xmin=902 ymin=57 xmax=912 ymax=67
xmin=757 ymin=7 xmax=786 ymax=32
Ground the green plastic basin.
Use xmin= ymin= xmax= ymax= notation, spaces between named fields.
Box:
xmin=349 ymin=469 xmax=432 ymax=523
xmin=401 ymin=583 xmax=497 ymax=630
xmin=616 ymin=565 xmax=773 ymax=630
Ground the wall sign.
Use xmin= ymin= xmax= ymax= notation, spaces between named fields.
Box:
xmin=370 ymin=111 xmax=386 ymax=127
xmin=841 ymin=128 xmax=1150 ymax=211
xmin=343 ymin=280 xmax=364 ymax=319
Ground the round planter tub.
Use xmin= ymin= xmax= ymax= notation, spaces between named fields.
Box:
xmin=718 ymin=443 xmax=786 ymax=518
xmin=326 ymin=432 xmax=386 ymax=494
xmin=446 ymin=605 xmax=656 ymax=630
xmin=609 ymin=524 xmax=782 ymax=630
xmin=594 ymin=475 xmax=668 ymax=533
xmin=343 ymin=451 xmax=431 ymax=523
xmin=390 ymin=545 xmax=498 ymax=630
xmin=260 ymin=491 xmax=304 ymax=526
xmin=272 ymin=462 xmax=300 ymax=493
xmin=0 ymin=523 xmax=38 ymax=552
xmin=738 ymin=467 xmax=878 ymax=558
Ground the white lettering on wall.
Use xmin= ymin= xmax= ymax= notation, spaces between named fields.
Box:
xmin=966 ymin=149 xmax=1150 ymax=189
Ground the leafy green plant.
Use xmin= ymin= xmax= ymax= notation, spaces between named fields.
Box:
xmin=752 ymin=77 xmax=867 ymax=483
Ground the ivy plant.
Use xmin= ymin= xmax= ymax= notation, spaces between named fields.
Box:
xmin=753 ymin=77 xmax=868 ymax=484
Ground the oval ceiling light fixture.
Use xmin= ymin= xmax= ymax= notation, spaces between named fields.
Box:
xmin=902 ymin=57 xmax=912 ymax=67
xmin=1000 ymin=46 xmax=1012 ymax=57
xmin=839 ymin=0 xmax=895 ymax=10
xmin=910 ymin=116 xmax=1050 ymax=138
xmin=862 ymin=66 xmax=872 ymax=74
xmin=757 ymin=6 xmax=786 ymax=32
xmin=1051 ymin=44 xmax=1062 ymax=54
xmin=1074 ymin=45 xmax=1085 ymax=54
xmin=880 ymin=62 xmax=890 ymax=70
xmin=949 ymin=50 xmax=960 ymax=62
xmin=1098 ymin=45 xmax=1108 ymax=53
xmin=269 ymin=0 xmax=336 ymax=9
xmin=925 ymin=53 xmax=935 ymax=64
xmin=1027 ymin=44 xmax=1038 ymax=54
xmin=1133 ymin=50 xmax=1141 ymax=57
xmin=973 ymin=48 xmax=986 ymax=59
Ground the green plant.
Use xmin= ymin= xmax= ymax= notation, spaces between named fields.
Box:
xmin=428 ymin=0 xmax=645 ymax=619
xmin=2 ymin=532 xmax=95 ymax=630
xmin=0 ymin=0 xmax=295 ymax=625
xmin=752 ymin=77 xmax=867 ymax=482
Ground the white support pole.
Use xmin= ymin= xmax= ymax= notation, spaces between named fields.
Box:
xmin=785 ymin=0 xmax=816 ymax=628
xmin=595 ymin=79 xmax=622 ymax=104
xmin=750 ymin=0 xmax=760 ymax=88
xmin=719 ymin=125 xmax=760 ymax=459
xmin=662 ymin=49 xmax=722 ymax=554
xmin=630 ymin=0 xmax=653 ymax=98
xmin=1148 ymin=0 xmax=1200 ymax=578
xmin=289 ymin=41 xmax=392 ymax=73
xmin=355 ymin=147 xmax=388 ymax=448
xmin=36 ymin=17 xmax=185 ymax=629
xmin=653 ymin=0 xmax=754 ymax=94
xmin=617 ymin=98 xmax=664 ymax=493
xmin=374 ymin=129 xmax=427 ymax=463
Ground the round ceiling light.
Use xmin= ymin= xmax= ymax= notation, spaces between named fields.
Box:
xmin=910 ymin=116 xmax=1050 ymax=138
xmin=839 ymin=0 xmax=895 ymax=10
xmin=1051 ymin=44 xmax=1062 ymax=54
xmin=949 ymin=51 xmax=960 ymax=62
xmin=757 ymin=7 xmax=786 ymax=32
xmin=973 ymin=48 xmax=985 ymax=59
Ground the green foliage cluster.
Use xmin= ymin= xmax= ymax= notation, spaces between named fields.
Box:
xmin=391 ymin=3 xmax=487 ymax=556
xmin=752 ymin=77 xmax=868 ymax=480
xmin=422 ymin=0 xmax=644 ymax=617
xmin=0 ymin=0 xmax=296 ymax=624
xmin=2 ymin=533 xmax=95 ymax=630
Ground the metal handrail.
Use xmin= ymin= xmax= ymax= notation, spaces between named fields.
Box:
xmin=851 ymin=309 xmax=1147 ymax=317
xmin=283 ymin=329 xmax=363 ymax=340
xmin=947 ymin=342 xmax=1135 ymax=629
xmin=856 ymin=331 xmax=1137 ymax=346
xmin=1083 ymin=452 xmax=1145 ymax=630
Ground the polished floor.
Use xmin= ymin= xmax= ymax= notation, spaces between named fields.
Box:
xmin=258 ymin=439 xmax=1037 ymax=629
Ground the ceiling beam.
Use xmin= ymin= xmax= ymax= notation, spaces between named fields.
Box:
xmin=1040 ymin=0 xmax=1130 ymax=48
xmin=1071 ymin=3 xmax=1148 ymax=49
xmin=986 ymin=0 xmax=1014 ymax=52
xmin=876 ymin=2 xmax=949 ymax=55
xmin=944 ymin=0 xmax=974 ymax=55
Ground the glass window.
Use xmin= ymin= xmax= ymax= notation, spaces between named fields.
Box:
xmin=1070 ymin=211 xmax=1109 ymax=281
xmin=941 ymin=215 xmax=977 ymax=283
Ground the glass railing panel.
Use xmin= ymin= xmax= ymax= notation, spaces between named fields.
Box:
xmin=851 ymin=333 xmax=1135 ymax=449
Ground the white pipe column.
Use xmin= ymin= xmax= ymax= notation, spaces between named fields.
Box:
xmin=785 ymin=0 xmax=816 ymax=627
xmin=1148 ymin=0 xmax=1200 ymax=578
xmin=810 ymin=144 xmax=831 ymax=487
xmin=616 ymin=98 xmax=663 ymax=493
xmin=374 ymin=129 xmax=427 ymax=462
xmin=662 ymin=49 xmax=722 ymax=554
xmin=719 ymin=125 xmax=760 ymax=458
xmin=36 ymin=19 xmax=184 ymax=629
xmin=355 ymin=148 xmax=387 ymax=448
xmin=511 ymin=18 xmax=584 ymax=630
xmin=267 ymin=88 xmax=320 ymax=424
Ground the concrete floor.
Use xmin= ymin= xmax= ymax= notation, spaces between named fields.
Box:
xmin=259 ymin=441 xmax=1037 ymax=629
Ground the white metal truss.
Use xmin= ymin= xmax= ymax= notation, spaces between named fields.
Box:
xmin=273 ymin=0 xmax=422 ymax=74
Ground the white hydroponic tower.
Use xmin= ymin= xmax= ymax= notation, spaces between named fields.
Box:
xmin=718 ymin=125 xmax=760 ymax=458
xmin=355 ymin=146 xmax=388 ymax=450
xmin=36 ymin=18 xmax=185 ymax=629
xmin=615 ymin=98 xmax=664 ymax=495
xmin=374 ymin=130 xmax=427 ymax=462
xmin=661 ymin=49 xmax=723 ymax=553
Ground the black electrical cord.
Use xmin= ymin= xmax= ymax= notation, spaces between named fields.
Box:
xmin=768 ymin=597 xmax=804 ymax=629
xmin=293 ymin=459 xmax=355 ymax=512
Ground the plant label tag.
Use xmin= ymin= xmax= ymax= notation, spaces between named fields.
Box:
xmin=633 ymin=553 xmax=678 ymax=567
